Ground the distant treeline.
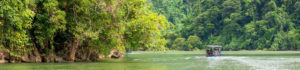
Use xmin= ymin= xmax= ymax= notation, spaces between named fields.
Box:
xmin=150 ymin=0 xmax=300 ymax=51
xmin=0 ymin=0 xmax=169 ymax=62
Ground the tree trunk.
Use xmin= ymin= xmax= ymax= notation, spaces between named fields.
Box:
xmin=68 ymin=38 xmax=80 ymax=61
xmin=0 ymin=20 xmax=4 ymax=47
xmin=33 ymin=47 xmax=42 ymax=62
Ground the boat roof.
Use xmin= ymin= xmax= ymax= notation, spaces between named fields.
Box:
xmin=207 ymin=45 xmax=222 ymax=48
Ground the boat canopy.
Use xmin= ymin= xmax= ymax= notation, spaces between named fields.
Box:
xmin=207 ymin=45 xmax=222 ymax=48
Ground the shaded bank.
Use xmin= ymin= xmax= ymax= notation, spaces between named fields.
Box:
xmin=0 ymin=49 xmax=124 ymax=63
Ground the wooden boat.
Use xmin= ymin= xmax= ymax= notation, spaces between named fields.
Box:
xmin=206 ymin=45 xmax=222 ymax=57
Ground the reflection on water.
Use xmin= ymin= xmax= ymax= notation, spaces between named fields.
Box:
xmin=0 ymin=51 xmax=300 ymax=70
xmin=0 ymin=63 xmax=168 ymax=70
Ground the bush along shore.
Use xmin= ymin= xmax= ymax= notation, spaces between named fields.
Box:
xmin=0 ymin=0 xmax=170 ymax=63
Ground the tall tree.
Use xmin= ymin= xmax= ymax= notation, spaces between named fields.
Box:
xmin=0 ymin=0 xmax=35 ymax=56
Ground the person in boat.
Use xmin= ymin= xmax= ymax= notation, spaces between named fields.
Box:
xmin=209 ymin=48 xmax=213 ymax=56
xmin=206 ymin=50 xmax=209 ymax=56
xmin=215 ymin=48 xmax=219 ymax=56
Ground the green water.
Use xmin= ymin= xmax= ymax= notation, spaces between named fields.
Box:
xmin=1 ymin=51 xmax=300 ymax=70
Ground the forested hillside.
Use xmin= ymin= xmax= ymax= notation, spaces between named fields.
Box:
xmin=1 ymin=0 xmax=300 ymax=63
xmin=0 ymin=0 xmax=170 ymax=62
xmin=150 ymin=0 xmax=300 ymax=51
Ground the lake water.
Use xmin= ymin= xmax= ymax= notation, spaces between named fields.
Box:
xmin=0 ymin=51 xmax=300 ymax=70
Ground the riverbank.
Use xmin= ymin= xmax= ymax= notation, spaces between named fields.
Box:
xmin=1 ymin=50 xmax=300 ymax=63
xmin=0 ymin=49 xmax=124 ymax=63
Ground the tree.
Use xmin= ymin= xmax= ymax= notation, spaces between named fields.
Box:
xmin=151 ymin=0 xmax=300 ymax=51
xmin=222 ymin=0 xmax=241 ymax=17
xmin=125 ymin=11 xmax=170 ymax=51
xmin=0 ymin=0 xmax=171 ymax=62
xmin=185 ymin=35 xmax=202 ymax=50
xmin=171 ymin=38 xmax=185 ymax=50
xmin=32 ymin=0 xmax=67 ymax=56
xmin=0 ymin=0 xmax=35 ymax=56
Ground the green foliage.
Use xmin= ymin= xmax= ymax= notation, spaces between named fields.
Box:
xmin=33 ymin=0 xmax=67 ymax=52
xmin=186 ymin=35 xmax=202 ymax=50
xmin=151 ymin=0 xmax=300 ymax=51
xmin=0 ymin=0 xmax=35 ymax=56
xmin=171 ymin=38 xmax=185 ymax=50
xmin=125 ymin=12 xmax=170 ymax=51
xmin=0 ymin=0 xmax=170 ymax=57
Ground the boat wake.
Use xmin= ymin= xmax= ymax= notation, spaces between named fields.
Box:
xmin=206 ymin=56 xmax=300 ymax=70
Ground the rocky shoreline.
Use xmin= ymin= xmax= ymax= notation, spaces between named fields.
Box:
xmin=0 ymin=49 xmax=124 ymax=63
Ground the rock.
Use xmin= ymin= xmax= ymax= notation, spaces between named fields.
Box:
xmin=0 ymin=59 xmax=5 ymax=63
xmin=98 ymin=54 xmax=105 ymax=59
xmin=55 ymin=56 xmax=65 ymax=62
xmin=9 ymin=56 xmax=21 ymax=63
xmin=22 ymin=48 xmax=42 ymax=63
xmin=109 ymin=49 xmax=124 ymax=59
xmin=0 ymin=52 xmax=6 ymax=63
xmin=33 ymin=47 xmax=41 ymax=62
xmin=89 ymin=51 xmax=99 ymax=61
xmin=0 ymin=50 xmax=8 ymax=63
xmin=31 ymin=55 xmax=42 ymax=63
xmin=41 ymin=54 xmax=54 ymax=62
xmin=22 ymin=52 xmax=30 ymax=62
